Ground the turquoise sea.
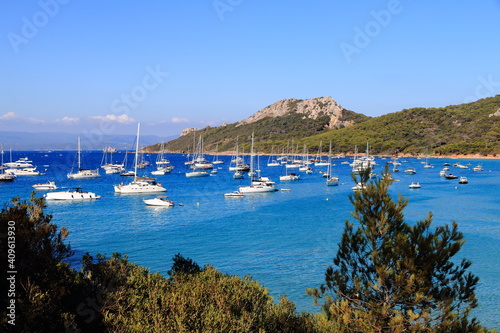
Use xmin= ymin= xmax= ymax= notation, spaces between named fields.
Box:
xmin=1 ymin=151 xmax=499 ymax=329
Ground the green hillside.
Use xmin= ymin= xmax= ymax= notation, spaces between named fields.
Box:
xmin=153 ymin=96 xmax=500 ymax=156
xmin=156 ymin=107 xmax=369 ymax=154
xmin=303 ymin=95 xmax=500 ymax=156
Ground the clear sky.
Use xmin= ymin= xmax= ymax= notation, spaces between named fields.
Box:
xmin=1 ymin=0 xmax=500 ymax=138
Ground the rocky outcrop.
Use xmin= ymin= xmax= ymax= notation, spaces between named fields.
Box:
xmin=489 ymin=108 xmax=500 ymax=117
xmin=180 ymin=128 xmax=198 ymax=137
xmin=236 ymin=96 xmax=347 ymax=129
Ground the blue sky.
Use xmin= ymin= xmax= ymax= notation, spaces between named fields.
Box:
xmin=1 ymin=0 xmax=500 ymax=138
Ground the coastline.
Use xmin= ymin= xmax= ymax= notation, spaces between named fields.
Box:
xmin=155 ymin=149 xmax=499 ymax=160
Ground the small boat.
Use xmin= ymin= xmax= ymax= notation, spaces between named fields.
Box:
xmin=404 ymin=167 xmax=417 ymax=175
xmin=352 ymin=182 xmax=366 ymax=191
xmin=224 ymin=191 xmax=244 ymax=197
xmin=186 ymin=170 xmax=209 ymax=178
xmin=3 ymin=157 xmax=34 ymax=168
xmin=458 ymin=177 xmax=468 ymax=184
xmin=143 ymin=197 xmax=174 ymax=206
xmin=44 ymin=187 xmax=100 ymax=200
xmin=473 ymin=165 xmax=483 ymax=172
xmin=439 ymin=169 xmax=447 ymax=177
xmin=0 ymin=172 xmax=15 ymax=182
xmin=409 ymin=181 xmax=421 ymax=189
xmin=453 ymin=163 xmax=468 ymax=169
xmin=233 ymin=171 xmax=244 ymax=179
xmin=444 ymin=174 xmax=458 ymax=179
xmin=280 ymin=173 xmax=300 ymax=181
xmin=4 ymin=167 xmax=41 ymax=176
xmin=326 ymin=177 xmax=339 ymax=186
xmin=33 ymin=180 xmax=58 ymax=190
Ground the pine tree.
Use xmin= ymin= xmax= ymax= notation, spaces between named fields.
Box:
xmin=308 ymin=166 xmax=491 ymax=332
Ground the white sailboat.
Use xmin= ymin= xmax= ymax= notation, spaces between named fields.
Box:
xmin=326 ymin=141 xmax=339 ymax=186
xmin=239 ymin=133 xmax=276 ymax=193
xmin=114 ymin=123 xmax=166 ymax=193
xmin=229 ymin=137 xmax=250 ymax=171
xmin=101 ymin=147 xmax=125 ymax=174
xmin=212 ymin=143 xmax=224 ymax=165
xmin=188 ymin=136 xmax=213 ymax=170
xmin=423 ymin=148 xmax=433 ymax=169
xmin=0 ymin=146 xmax=16 ymax=182
xmin=68 ymin=137 xmax=101 ymax=179
xmin=151 ymin=141 xmax=174 ymax=175
xmin=315 ymin=141 xmax=329 ymax=166
xmin=267 ymin=146 xmax=281 ymax=167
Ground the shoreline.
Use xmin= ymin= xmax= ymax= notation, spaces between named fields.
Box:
xmin=157 ymin=150 xmax=499 ymax=160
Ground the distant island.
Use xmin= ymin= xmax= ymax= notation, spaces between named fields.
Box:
xmin=150 ymin=95 xmax=500 ymax=157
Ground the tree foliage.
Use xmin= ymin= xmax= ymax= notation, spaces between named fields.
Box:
xmin=80 ymin=253 xmax=320 ymax=332
xmin=0 ymin=194 xmax=82 ymax=332
xmin=156 ymin=95 xmax=500 ymax=156
xmin=308 ymin=167 xmax=492 ymax=332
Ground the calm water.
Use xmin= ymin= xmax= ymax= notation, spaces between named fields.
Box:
xmin=1 ymin=151 xmax=499 ymax=329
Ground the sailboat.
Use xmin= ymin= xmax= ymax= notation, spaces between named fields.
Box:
xmin=188 ymin=136 xmax=213 ymax=171
xmin=114 ymin=123 xmax=166 ymax=193
xmin=100 ymin=147 xmax=125 ymax=174
xmin=267 ymin=146 xmax=280 ymax=167
xmin=151 ymin=141 xmax=174 ymax=175
xmin=0 ymin=145 xmax=16 ymax=182
xmin=314 ymin=141 xmax=329 ymax=166
xmin=423 ymin=148 xmax=433 ymax=169
xmin=325 ymin=141 xmax=339 ymax=186
xmin=212 ymin=143 xmax=224 ymax=165
xmin=239 ymin=133 xmax=276 ymax=193
xmin=229 ymin=137 xmax=250 ymax=172
xmin=67 ymin=137 xmax=100 ymax=179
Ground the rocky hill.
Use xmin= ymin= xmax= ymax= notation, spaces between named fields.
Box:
xmin=149 ymin=95 xmax=500 ymax=156
xmin=236 ymin=96 xmax=350 ymax=129
xmin=158 ymin=96 xmax=368 ymax=153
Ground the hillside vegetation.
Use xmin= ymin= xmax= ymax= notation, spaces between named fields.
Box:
xmin=155 ymin=95 xmax=500 ymax=156
xmin=305 ymin=95 xmax=500 ymax=156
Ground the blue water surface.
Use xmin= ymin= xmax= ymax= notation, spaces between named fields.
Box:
xmin=1 ymin=151 xmax=498 ymax=329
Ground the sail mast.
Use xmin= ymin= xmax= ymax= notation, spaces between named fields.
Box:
xmin=134 ymin=123 xmax=140 ymax=181
xmin=77 ymin=137 xmax=81 ymax=170
xmin=249 ymin=132 xmax=254 ymax=180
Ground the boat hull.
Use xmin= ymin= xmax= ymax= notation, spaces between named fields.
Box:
xmin=44 ymin=191 xmax=100 ymax=200
xmin=114 ymin=181 xmax=166 ymax=193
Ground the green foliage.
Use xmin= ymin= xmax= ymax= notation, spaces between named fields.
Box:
xmin=167 ymin=252 xmax=202 ymax=279
xmin=157 ymin=104 xmax=369 ymax=154
xmin=82 ymin=253 xmax=320 ymax=332
xmin=307 ymin=166 xmax=493 ymax=332
xmin=306 ymin=96 xmax=500 ymax=155
xmin=157 ymin=95 xmax=500 ymax=156
xmin=0 ymin=194 xmax=82 ymax=332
